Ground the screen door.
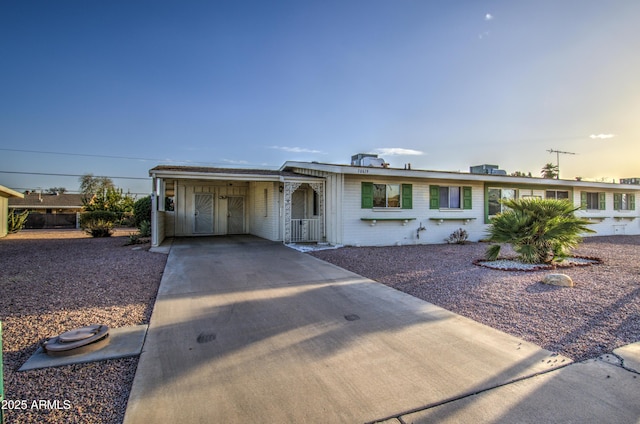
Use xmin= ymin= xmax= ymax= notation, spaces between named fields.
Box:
xmin=194 ymin=193 xmax=214 ymax=233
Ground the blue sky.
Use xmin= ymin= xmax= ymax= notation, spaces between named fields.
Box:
xmin=1 ymin=0 xmax=639 ymax=195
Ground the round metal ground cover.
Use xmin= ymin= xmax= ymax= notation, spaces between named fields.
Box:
xmin=43 ymin=324 xmax=110 ymax=357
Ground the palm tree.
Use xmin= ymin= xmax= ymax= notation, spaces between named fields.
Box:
xmin=541 ymin=163 xmax=559 ymax=179
xmin=485 ymin=198 xmax=595 ymax=264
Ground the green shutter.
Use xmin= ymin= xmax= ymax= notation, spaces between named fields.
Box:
xmin=429 ymin=185 xmax=440 ymax=209
xmin=361 ymin=182 xmax=373 ymax=208
xmin=598 ymin=192 xmax=606 ymax=210
xmin=463 ymin=186 xmax=472 ymax=209
xmin=614 ymin=193 xmax=621 ymax=210
xmin=630 ymin=194 xmax=636 ymax=210
xmin=401 ymin=184 xmax=413 ymax=209
xmin=580 ymin=192 xmax=587 ymax=210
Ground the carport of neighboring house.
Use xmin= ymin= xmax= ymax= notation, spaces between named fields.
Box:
xmin=148 ymin=166 xmax=325 ymax=247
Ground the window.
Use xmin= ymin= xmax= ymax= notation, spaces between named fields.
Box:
xmin=439 ymin=186 xmax=461 ymax=208
xmin=374 ymin=184 xmax=400 ymax=208
xmin=430 ymin=185 xmax=472 ymax=209
xmin=361 ymin=182 xmax=412 ymax=209
xmin=614 ymin=193 xmax=636 ymax=211
xmin=488 ymin=188 xmax=516 ymax=216
xmin=581 ymin=192 xmax=605 ymax=210
xmin=546 ymin=190 xmax=569 ymax=200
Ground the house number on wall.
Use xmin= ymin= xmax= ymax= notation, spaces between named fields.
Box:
xmin=357 ymin=169 xmax=369 ymax=174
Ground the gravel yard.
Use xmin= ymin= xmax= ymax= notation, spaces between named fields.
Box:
xmin=311 ymin=235 xmax=640 ymax=362
xmin=0 ymin=229 xmax=167 ymax=424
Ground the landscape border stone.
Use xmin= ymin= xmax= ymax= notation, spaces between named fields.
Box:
xmin=473 ymin=256 xmax=602 ymax=272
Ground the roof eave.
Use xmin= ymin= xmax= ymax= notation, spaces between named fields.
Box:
xmin=0 ymin=185 xmax=24 ymax=198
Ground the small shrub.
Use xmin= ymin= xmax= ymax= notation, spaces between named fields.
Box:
xmin=125 ymin=232 xmax=142 ymax=245
xmin=8 ymin=209 xmax=29 ymax=233
xmin=138 ymin=220 xmax=151 ymax=237
xmin=80 ymin=211 xmax=117 ymax=237
xmin=445 ymin=228 xmax=469 ymax=244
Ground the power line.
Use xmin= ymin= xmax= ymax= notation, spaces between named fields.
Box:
xmin=0 ymin=147 xmax=278 ymax=168
xmin=0 ymin=170 xmax=150 ymax=180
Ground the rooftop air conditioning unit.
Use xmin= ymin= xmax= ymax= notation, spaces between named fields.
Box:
xmin=351 ymin=153 xmax=388 ymax=167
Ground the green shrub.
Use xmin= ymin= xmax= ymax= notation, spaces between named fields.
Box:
xmin=133 ymin=196 xmax=152 ymax=227
xmin=8 ymin=209 xmax=29 ymax=234
xmin=138 ymin=220 xmax=151 ymax=237
xmin=485 ymin=198 xmax=595 ymax=264
xmin=80 ymin=211 xmax=117 ymax=237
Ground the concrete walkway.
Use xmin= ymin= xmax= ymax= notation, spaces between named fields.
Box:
xmin=124 ymin=236 xmax=640 ymax=423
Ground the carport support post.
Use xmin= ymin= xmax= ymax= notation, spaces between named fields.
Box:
xmin=151 ymin=177 xmax=158 ymax=247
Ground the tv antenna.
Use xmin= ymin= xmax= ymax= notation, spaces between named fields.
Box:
xmin=547 ymin=149 xmax=576 ymax=179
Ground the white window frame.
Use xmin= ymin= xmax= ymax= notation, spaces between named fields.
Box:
xmin=439 ymin=186 xmax=462 ymax=209
xmin=373 ymin=183 xmax=401 ymax=208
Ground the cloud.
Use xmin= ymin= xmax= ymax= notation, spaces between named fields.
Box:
xmin=269 ymin=146 xmax=325 ymax=154
xmin=222 ymin=159 xmax=249 ymax=165
xmin=374 ymin=148 xmax=424 ymax=156
xmin=485 ymin=13 xmax=493 ymax=21
xmin=589 ymin=134 xmax=615 ymax=139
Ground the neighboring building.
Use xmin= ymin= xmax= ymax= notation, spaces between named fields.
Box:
xmin=9 ymin=192 xmax=83 ymax=229
xmin=0 ymin=184 xmax=24 ymax=237
xmin=148 ymin=158 xmax=640 ymax=248
xmin=470 ymin=164 xmax=507 ymax=175
xmin=620 ymin=178 xmax=640 ymax=185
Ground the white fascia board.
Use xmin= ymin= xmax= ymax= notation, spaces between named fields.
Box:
xmin=149 ymin=170 xmax=282 ymax=182
xmin=282 ymin=161 xmax=640 ymax=190
xmin=0 ymin=185 xmax=24 ymax=198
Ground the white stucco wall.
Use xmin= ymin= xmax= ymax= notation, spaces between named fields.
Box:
xmin=339 ymin=176 xmax=487 ymax=246
xmin=249 ymin=181 xmax=281 ymax=241
xmin=331 ymin=176 xmax=640 ymax=247
xmin=574 ymin=190 xmax=640 ymax=236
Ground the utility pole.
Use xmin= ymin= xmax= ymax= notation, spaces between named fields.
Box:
xmin=547 ymin=149 xmax=576 ymax=179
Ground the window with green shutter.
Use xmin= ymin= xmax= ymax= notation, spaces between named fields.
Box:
xmin=614 ymin=193 xmax=622 ymax=210
xmin=362 ymin=182 xmax=411 ymax=209
xmin=614 ymin=193 xmax=636 ymax=211
xmin=430 ymin=185 xmax=470 ymax=209
xmin=583 ymin=192 xmax=605 ymax=210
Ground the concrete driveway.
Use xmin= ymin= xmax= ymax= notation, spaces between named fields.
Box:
xmin=124 ymin=236 xmax=640 ymax=423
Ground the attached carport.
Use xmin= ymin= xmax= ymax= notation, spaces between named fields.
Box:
xmin=149 ymin=166 xmax=325 ymax=247
xmin=0 ymin=184 xmax=24 ymax=238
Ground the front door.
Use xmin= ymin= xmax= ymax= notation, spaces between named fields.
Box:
xmin=227 ymin=197 xmax=245 ymax=234
xmin=194 ymin=193 xmax=214 ymax=234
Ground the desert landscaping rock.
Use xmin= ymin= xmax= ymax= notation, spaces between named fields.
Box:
xmin=542 ymin=273 xmax=575 ymax=287
xmin=0 ymin=229 xmax=167 ymax=424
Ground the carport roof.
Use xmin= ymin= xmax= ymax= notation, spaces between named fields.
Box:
xmin=149 ymin=165 xmax=321 ymax=182
xmin=0 ymin=184 xmax=23 ymax=199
